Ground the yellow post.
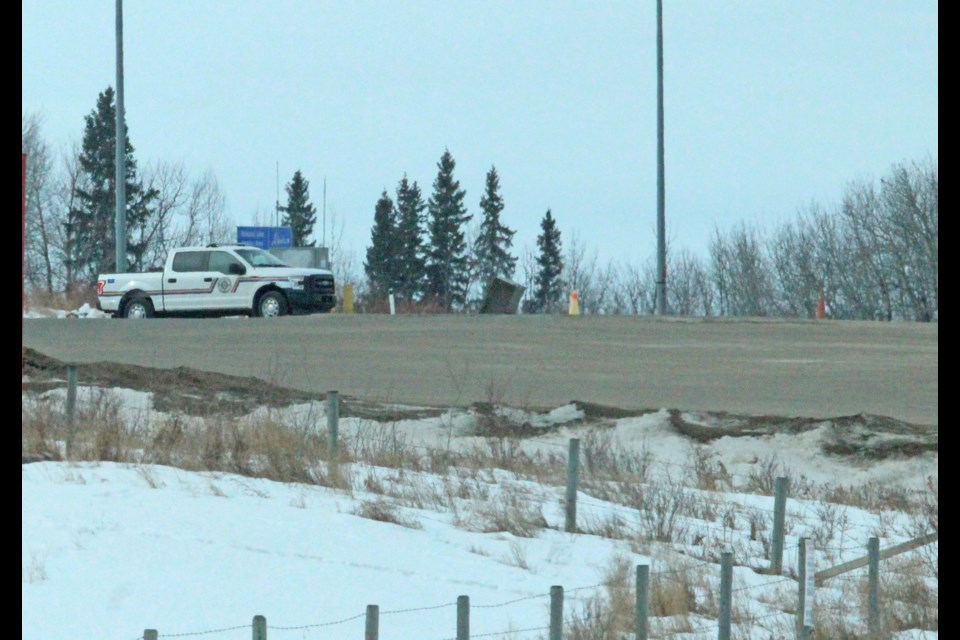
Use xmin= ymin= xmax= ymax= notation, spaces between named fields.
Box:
xmin=568 ymin=291 xmax=580 ymax=315
xmin=343 ymin=283 xmax=355 ymax=314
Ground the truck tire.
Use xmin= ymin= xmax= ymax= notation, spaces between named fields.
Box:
xmin=122 ymin=295 xmax=154 ymax=319
xmin=254 ymin=290 xmax=287 ymax=318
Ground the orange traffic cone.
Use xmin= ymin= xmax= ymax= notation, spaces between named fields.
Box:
xmin=568 ymin=291 xmax=581 ymax=316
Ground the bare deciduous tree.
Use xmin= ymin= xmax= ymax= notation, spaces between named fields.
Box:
xmin=139 ymin=163 xmax=230 ymax=270
xmin=22 ymin=114 xmax=58 ymax=293
xmin=710 ymin=223 xmax=775 ymax=317
xmin=668 ymin=248 xmax=712 ymax=316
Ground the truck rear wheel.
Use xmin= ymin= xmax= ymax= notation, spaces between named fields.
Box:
xmin=123 ymin=295 xmax=154 ymax=319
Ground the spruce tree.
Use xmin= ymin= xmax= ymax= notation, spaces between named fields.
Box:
xmin=425 ymin=150 xmax=472 ymax=310
xmin=67 ymin=86 xmax=157 ymax=281
xmin=533 ymin=209 xmax=564 ymax=313
xmin=473 ymin=165 xmax=517 ymax=295
xmin=364 ymin=190 xmax=397 ymax=298
xmin=281 ymin=170 xmax=317 ymax=246
xmin=394 ymin=175 xmax=427 ymax=301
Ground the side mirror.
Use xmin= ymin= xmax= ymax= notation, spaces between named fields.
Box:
xmin=229 ymin=263 xmax=246 ymax=275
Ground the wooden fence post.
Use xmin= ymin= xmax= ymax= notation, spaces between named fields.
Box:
xmin=365 ymin=604 xmax=379 ymax=640
xmin=65 ymin=363 xmax=77 ymax=456
xmin=868 ymin=537 xmax=881 ymax=639
xmin=327 ymin=390 xmax=340 ymax=463
xmin=719 ymin=551 xmax=733 ymax=640
xmin=565 ymin=439 xmax=579 ymax=533
xmin=635 ymin=564 xmax=649 ymax=640
xmin=549 ymin=586 xmax=563 ymax=640
xmin=457 ymin=595 xmax=470 ymax=640
xmin=797 ymin=538 xmax=813 ymax=640
xmin=771 ymin=476 xmax=788 ymax=574
xmin=252 ymin=615 xmax=267 ymax=640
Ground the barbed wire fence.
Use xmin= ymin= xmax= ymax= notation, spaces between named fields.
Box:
xmin=132 ymin=530 xmax=936 ymax=640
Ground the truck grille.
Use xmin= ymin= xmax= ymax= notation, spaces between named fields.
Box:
xmin=305 ymin=274 xmax=335 ymax=295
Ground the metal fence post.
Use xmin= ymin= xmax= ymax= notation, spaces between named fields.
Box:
xmin=565 ymin=438 xmax=580 ymax=533
xmin=327 ymin=390 xmax=340 ymax=462
xmin=635 ymin=564 xmax=650 ymax=640
xmin=719 ymin=551 xmax=733 ymax=640
xmin=550 ymin=585 xmax=563 ymax=640
xmin=65 ymin=363 xmax=77 ymax=456
xmin=143 ymin=630 xmax=158 ymax=640
xmin=365 ymin=604 xmax=379 ymax=640
xmin=252 ymin=615 xmax=267 ymax=640
xmin=771 ymin=476 xmax=788 ymax=574
xmin=457 ymin=595 xmax=470 ymax=640
xmin=868 ymin=537 xmax=881 ymax=639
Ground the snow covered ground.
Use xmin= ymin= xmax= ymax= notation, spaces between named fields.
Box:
xmin=23 ymin=386 xmax=938 ymax=639
xmin=24 ymin=303 xmax=110 ymax=319
xmin=24 ymin=462 xmax=641 ymax=639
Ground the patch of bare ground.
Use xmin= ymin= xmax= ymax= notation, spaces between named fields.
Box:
xmin=23 ymin=348 xmax=445 ymax=421
xmin=669 ymin=409 xmax=937 ymax=459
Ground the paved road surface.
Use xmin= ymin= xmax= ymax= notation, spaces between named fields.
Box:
xmin=24 ymin=315 xmax=938 ymax=425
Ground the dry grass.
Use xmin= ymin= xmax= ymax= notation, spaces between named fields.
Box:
xmin=565 ymin=555 xmax=635 ymax=640
xmin=812 ymin=555 xmax=939 ymax=638
xmin=564 ymin=553 xmax=725 ymax=639
xmin=355 ymin=294 xmax=451 ymax=315
xmin=686 ymin=443 xmax=732 ymax=491
xmin=353 ymin=498 xmax=422 ymax=529
xmin=25 ymin=283 xmax=98 ymax=313
xmin=580 ymin=429 xmax=654 ymax=484
xmin=457 ymin=483 xmax=548 ymax=538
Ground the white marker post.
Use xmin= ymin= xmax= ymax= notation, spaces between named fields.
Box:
xmin=389 ymin=293 xmax=396 ymax=316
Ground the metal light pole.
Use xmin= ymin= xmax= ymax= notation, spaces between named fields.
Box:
xmin=115 ymin=0 xmax=127 ymax=272
xmin=655 ymin=0 xmax=668 ymax=314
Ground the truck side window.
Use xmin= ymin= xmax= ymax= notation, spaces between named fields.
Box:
xmin=172 ymin=251 xmax=208 ymax=273
xmin=208 ymin=251 xmax=243 ymax=275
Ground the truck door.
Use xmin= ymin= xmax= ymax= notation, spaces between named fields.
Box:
xmin=164 ymin=250 xmax=218 ymax=311
xmin=206 ymin=250 xmax=248 ymax=310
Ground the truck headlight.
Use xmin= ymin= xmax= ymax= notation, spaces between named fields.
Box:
xmin=288 ymin=277 xmax=305 ymax=290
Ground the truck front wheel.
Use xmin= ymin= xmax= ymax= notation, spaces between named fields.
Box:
xmin=255 ymin=291 xmax=287 ymax=318
xmin=123 ymin=295 xmax=154 ymax=319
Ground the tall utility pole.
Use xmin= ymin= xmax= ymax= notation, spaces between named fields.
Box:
xmin=322 ymin=176 xmax=327 ymax=248
xmin=114 ymin=0 xmax=127 ymax=273
xmin=655 ymin=0 xmax=668 ymax=315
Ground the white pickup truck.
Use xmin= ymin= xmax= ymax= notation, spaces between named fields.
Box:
xmin=97 ymin=245 xmax=336 ymax=318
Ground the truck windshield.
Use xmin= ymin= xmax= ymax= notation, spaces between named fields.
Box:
xmin=235 ymin=249 xmax=289 ymax=268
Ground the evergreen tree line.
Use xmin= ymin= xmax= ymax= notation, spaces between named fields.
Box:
xmin=22 ymin=87 xmax=233 ymax=293
xmin=361 ymin=156 xmax=936 ymax=321
xmin=363 ymin=149 xmax=568 ymax=313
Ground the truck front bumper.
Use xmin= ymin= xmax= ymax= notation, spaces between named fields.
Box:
xmin=286 ymin=291 xmax=337 ymax=314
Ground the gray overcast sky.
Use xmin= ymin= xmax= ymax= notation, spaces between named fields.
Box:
xmin=22 ymin=1 xmax=937 ymax=263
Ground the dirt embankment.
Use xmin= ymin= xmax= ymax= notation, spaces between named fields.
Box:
xmin=23 ymin=348 xmax=937 ymax=461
